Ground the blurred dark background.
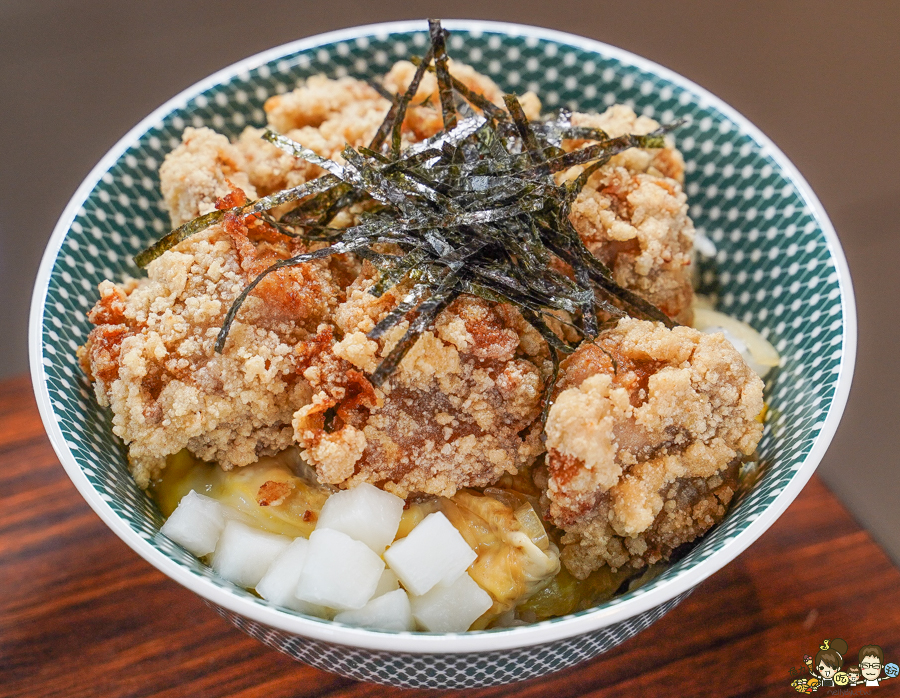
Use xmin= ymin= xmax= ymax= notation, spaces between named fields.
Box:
xmin=2 ymin=1 xmax=898 ymax=562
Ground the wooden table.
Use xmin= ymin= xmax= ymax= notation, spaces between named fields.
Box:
xmin=2 ymin=374 xmax=899 ymax=698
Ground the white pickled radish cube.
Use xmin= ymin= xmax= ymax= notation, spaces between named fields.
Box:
xmin=410 ymin=572 xmax=493 ymax=632
xmin=211 ymin=520 xmax=291 ymax=588
xmin=255 ymin=538 xmax=329 ymax=617
xmin=256 ymin=537 xmax=309 ymax=605
xmin=315 ymin=483 xmax=404 ymax=552
xmin=160 ymin=490 xmax=228 ymax=557
xmin=334 ymin=589 xmax=415 ymax=631
xmin=384 ymin=512 xmax=476 ymax=596
xmin=372 ymin=569 xmax=400 ymax=599
xmin=295 ymin=529 xmax=385 ymax=610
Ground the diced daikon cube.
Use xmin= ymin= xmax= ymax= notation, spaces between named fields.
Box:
xmin=295 ymin=528 xmax=385 ymax=611
xmin=334 ymin=589 xmax=415 ymax=631
xmin=255 ymin=538 xmax=330 ymax=618
xmin=160 ymin=490 xmax=228 ymax=557
xmin=409 ymin=573 xmax=493 ymax=632
xmin=372 ymin=568 xmax=400 ymax=599
xmin=211 ymin=520 xmax=291 ymax=588
xmin=316 ymin=483 xmax=404 ymax=552
xmin=256 ymin=537 xmax=308 ymax=605
xmin=384 ymin=512 xmax=476 ymax=596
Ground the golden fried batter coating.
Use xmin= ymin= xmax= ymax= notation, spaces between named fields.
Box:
xmin=237 ymin=75 xmax=390 ymax=195
xmin=562 ymin=106 xmax=694 ymax=323
xmin=159 ymin=127 xmax=258 ymax=227
xmin=539 ymin=460 xmax=741 ymax=579
xmin=541 ymin=318 xmax=763 ymax=577
xmin=79 ymin=203 xmax=339 ymax=487
xmin=292 ymin=270 xmax=545 ymax=498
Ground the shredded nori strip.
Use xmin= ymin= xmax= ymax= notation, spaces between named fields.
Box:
xmin=391 ymin=45 xmax=434 ymax=156
xmin=428 ymin=19 xmax=457 ymax=131
xmin=411 ymin=56 xmax=507 ymax=121
xmin=504 ymin=94 xmax=544 ymax=165
xmin=136 ymin=19 xmax=683 ymax=404
xmin=134 ymin=174 xmax=339 ymax=267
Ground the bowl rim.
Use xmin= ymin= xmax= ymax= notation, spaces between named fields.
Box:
xmin=29 ymin=18 xmax=857 ymax=654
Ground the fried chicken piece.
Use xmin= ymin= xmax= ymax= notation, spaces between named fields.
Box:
xmin=237 ymin=75 xmax=391 ymax=195
xmin=539 ymin=318 xmax=763 ymax=577
xmin=382 ymin=59 xmax=541 ymax=139
xmin=159 ymin=127 xmax=258 ymax=227
xmin=562 ymin=106 xmax=694 ymax=323
xmin=78 ymin=202 xmax=340 ymax=487
xmin=234 ymin=61 xmax=541 ymax=196
xmin=291 ymin=269 xmax=545 ymax=498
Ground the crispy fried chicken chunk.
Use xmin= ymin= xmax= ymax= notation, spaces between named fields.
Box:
xmin=78 ymin=204 xmax=340 ymax=487
xmin=563 ymin=106 xmax=694 ymax=323
xmin=236 ymin=75 xmax=391 ymax=196
xmin=381 ymin=59 xmax=541 ymax=139
xmin=159 ymin=127 xmax=258 ymax=227
xmin=291 ymin=270 xmax=545 ymax=498
xmin=233 ymin=61 xmax=540 ymax=196
xmin=540 ymin=318 xmax=764 ymax=577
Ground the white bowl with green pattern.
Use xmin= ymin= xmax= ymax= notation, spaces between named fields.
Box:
xmin=29 ymin=20 xmax=856 ymax=689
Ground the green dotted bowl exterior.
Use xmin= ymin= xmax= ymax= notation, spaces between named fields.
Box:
xmin=29 ymin=20 xmax=856 ymax=689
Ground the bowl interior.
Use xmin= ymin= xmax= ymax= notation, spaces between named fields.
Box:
xmin=34 ymin=22 xmax=851 ymax=642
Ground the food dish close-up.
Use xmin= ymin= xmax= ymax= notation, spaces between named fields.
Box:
xmin=29 ymin=19 xmax=855 ymax=689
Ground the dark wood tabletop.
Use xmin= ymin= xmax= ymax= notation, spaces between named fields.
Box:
xmin=2 ymin=373 xmax=899 ymax=698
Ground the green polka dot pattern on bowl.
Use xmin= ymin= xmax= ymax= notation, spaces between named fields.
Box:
xmin=35 ymin=22 xmax=850 ymax=689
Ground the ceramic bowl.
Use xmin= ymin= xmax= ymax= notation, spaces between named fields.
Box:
xmin=29 ymin=19 xmax=856 ymax=689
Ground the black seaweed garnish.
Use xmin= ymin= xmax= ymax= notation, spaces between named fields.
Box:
xmin=135 ymin=18 xmax=682 ymax=394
